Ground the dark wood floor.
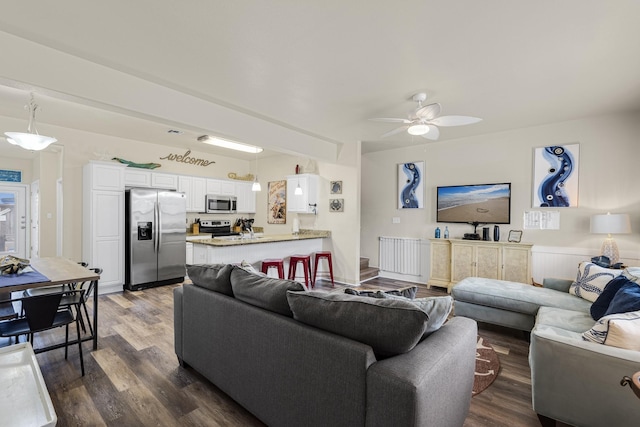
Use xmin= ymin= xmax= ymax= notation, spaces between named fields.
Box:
xmin=4 ymin=277 xmax=547 ymax=426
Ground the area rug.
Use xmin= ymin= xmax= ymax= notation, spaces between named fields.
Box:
xmin=473 ymin=336 xmax=500 ymax=396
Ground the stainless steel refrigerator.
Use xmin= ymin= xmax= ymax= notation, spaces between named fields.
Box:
xmin=124 ymin=188 xmax=186 ymax=291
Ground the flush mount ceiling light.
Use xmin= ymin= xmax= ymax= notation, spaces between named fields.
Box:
xmin=197 ymin=135 xmax=263 ymax=154
xmin=4 ymin=93 xmax=57 ymax=151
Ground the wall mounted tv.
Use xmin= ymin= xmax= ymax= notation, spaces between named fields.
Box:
xmin=436 ymin=183 xmax=511 ymax=224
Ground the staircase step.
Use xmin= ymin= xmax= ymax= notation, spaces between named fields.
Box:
xmin=360 ymin=266 xmax=379 ymax=281
xmin=360 ymin=257 xmax=370 ymax=269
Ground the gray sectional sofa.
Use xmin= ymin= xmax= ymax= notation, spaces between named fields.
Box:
xmin=174 ymin=264 xmax=478 ymax=427
xmin=452 ymin=272 xmax=640 ymax=427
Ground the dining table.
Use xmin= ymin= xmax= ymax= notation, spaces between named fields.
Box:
xmin=0 ymin=257 xmax=101 ymax=352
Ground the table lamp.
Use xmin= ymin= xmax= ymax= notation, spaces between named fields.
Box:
xmin=590 ymin=213 xmax=631 ymax=265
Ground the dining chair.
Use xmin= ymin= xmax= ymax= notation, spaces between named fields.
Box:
xmin=0 ymin=291 xmax=17 ymax=321
xmin=0 ymin=292 xmax=85 ymax=376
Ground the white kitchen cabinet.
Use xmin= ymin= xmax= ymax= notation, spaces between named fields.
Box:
xmin=124 ymin=169 xmax=151 ymax=187
xmin=235 ymin=181 xmax=256 ymax=213
xmin=186 ymin=242 xmax=194 ymax=265
xmin=178 ymin=176 xmax=206 ymax=212
xmin=151 ymin=172 xmax=178 ymax=190
xmin=83 ymin=161 xmax=126 ymax=292
xmin=286 ymin=174 xmax=319 ymax=213
xmin=206 ymin=179 xmax=235 ymax=196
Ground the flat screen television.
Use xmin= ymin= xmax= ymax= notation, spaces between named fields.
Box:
xmin=436 ymin=183 xmax=511 ymax=224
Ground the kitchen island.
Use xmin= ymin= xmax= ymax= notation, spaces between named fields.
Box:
xmin=188 ymin=230 xmax=331 ymax=268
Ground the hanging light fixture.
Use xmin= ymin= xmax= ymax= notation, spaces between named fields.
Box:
xmin=251 ymin=151 xmax=261 ymax=192
xmin=4 ymin=93 xmax=57 ymax=151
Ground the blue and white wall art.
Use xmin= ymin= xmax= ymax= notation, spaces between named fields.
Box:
xmin=398 ymin=161 xmax=424 ymax=209
xmin=532 ymin=143 xmax=580 ymax=208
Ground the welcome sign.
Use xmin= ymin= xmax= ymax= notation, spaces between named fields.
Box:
xmin=160 ymin=150 xmax=215 ymax=167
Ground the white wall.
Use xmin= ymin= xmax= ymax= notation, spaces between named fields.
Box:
xmin=361 ymin=111 xmax=640 ymax=279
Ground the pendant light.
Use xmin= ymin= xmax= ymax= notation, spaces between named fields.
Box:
xmin=294 ymin=178 xmax=303 ymax=196
xmin=251 ymin=151 xmax=261 ymax=192
xmin=4 ymin=93 xmax=57 ymax=151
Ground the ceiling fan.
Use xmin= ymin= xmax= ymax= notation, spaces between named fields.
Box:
xmin=370 ymin=93 xmax=482 ymax=140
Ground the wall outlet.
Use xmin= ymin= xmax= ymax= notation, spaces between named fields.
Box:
xmin=392 ymin=217 xmax=400 ymax=224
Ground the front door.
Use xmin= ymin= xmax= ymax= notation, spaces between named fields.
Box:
xmin=0 ymin=184 xmax=28 ymax=258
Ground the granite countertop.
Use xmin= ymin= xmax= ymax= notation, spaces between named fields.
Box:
xmin=187 ymin=229 xmax=331 ymax=246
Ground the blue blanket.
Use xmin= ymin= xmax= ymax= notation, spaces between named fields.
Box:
xmin=0 ymin=268 xmax=51 ymax=288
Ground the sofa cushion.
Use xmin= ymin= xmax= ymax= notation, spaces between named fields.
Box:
xmin=344 ymin=285 xmax=418 ymax=299
xmin=603 ymin=280 xmax=640 ymax=317
xmin=569 ymin=262 xmax=622 ymax=302
xmin=187 ymin=263 xmax=234 ymax=296
xmin=452 ymin=277 xmax=592 ymax=315
xmin=582 ymin=309 xmax=640 ymax=351
xmin=286 ymin=290 xmax=437 ymax=358
xmin=231 ymin=266 xmax=304 ymax=317
xmin=590 ymin=276 xmax=634 ymax=320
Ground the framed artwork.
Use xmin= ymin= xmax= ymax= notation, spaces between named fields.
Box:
xmin=532 ymin=143 xmax=580 ymax=208
xmin=0 ymin=169 xmax=22 ymax=183
xmin=330 ymin=181 xmax=342 ymax=194
xmin=267 ymin=180 xmax=287 ymax=224
xmin=329 ymin=198 xmax=344 ymax=212
xmin=398 ymin=161 xmax=424 ymax=209
xmin=508 ymin=230 xmax=523 ymax=243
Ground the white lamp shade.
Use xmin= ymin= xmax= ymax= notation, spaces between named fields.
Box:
xmin=590 ymin=213 xmax=632 ymax=234
xmin=5 ymin=132 xmax=57 ymax=151
xmin=251 ymin=180 xmax=261 ymax=192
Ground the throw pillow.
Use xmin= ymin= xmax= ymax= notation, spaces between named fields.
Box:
xmin=623 ymin=267 xmax=640 ymax=283
xmin=343 ymin=285 xmax=418 ymax=299
xmin=187 ymin=263 xmax=234 ymax=296
xmin=603 ymin=280 xmax=640 ymax=317
xmin=582 ymin=309 xmax=640 ymax=351
xmin=379 ymin=293 xmax=453 ymax=335
xmin=569 ymin=262 xmax=622 ymax=302
xmin=286 ymin=290 xmax=444 ymax=358
xmin=238 ymin=260 xmax=267 ymax=276
xmin=230 ymin=266 xmax=304 ymax=317
xmin=590 ymin=276 xmax=634 ymax=320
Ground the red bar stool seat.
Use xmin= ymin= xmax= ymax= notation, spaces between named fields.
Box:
xmin=261 ymin=259 xmax=285 ymax=279
xmin=313 ymin=251 xmax=335 ymax=287
xmin=288 ymin=255 xmax=312 ymax=288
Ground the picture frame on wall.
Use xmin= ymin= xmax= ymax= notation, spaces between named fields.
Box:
xmin=330 ymin=181 xmax=342 ymax=194
xmin=398 ymin=161 xmax=424 ymax=209
xmin=267 ymin=180 xmax=287 ymax=224
xmin=329 ymin=198 xmax=344 ymax=212
xmin=508 ymin=230 xmax=523 ymax=243
xmin=532 ymin=143 xmax=580 ymax=208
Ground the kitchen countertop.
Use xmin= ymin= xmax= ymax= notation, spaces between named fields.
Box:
xmin=187 ymin=229 xmax=331 ymax=246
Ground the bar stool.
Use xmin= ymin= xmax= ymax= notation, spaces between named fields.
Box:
xmin=261 ymin=259 xmax=285 ymax=279
xmin=288 ymin=255 xmax=312 ymax=288
xmin=313 ymin=251 xmax=335 ymax=287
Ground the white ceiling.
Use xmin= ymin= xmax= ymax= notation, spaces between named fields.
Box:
xmin=1 ymin=1 xmax=639 ymax=160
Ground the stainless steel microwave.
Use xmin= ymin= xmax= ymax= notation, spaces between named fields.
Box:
xmin=205 ymin=194 xmax=237 ymax=213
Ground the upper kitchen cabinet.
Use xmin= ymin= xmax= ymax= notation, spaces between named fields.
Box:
xmin=123 ymin=170 xmax=177 ymax=190
xmin=178 ymin=175 xmax=206 ymax=212
xmin=286 ymin=174 xmax=318 ymax=213
xmin=88 ymin=161 xmax=126 ymax=191
xmin=206 ymin=179 xmax=235 ymax=196
xmin=235 ymin=181 xmax=256 ymax=213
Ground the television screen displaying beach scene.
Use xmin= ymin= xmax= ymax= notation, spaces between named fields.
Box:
xmin=437 ymin=183 xmax=511 ymax=224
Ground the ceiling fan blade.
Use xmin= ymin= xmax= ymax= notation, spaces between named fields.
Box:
xmin=429 ymin=115 xmax=482 ymax=127
xmin=381 ymin=125 xmax=409 ymax=138
xmin=414 ymin=103 xmax=441 ymax=121
xmin=419 ymin=125 xmax=440 ymax=140
xmin=369 ymin=117 xmax=411 ymax=124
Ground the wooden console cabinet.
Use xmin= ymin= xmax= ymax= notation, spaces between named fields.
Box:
xmin=429 ymin=238 xmax=533 ymax=292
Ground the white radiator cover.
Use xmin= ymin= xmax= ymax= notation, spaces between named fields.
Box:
xmin=378 ymin=236 xmax=429 ymax=283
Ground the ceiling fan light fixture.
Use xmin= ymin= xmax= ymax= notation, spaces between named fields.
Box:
xmin=198 ymin=135 xmax=263 ymax=154
xmin=4 ymin=93 xmax=57 ymax=151
xmin=407 ymin=124 xmax=429 ymax=136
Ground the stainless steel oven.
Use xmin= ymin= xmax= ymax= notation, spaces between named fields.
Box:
xmin=205 ymin=194 xmax=237 ymax=213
